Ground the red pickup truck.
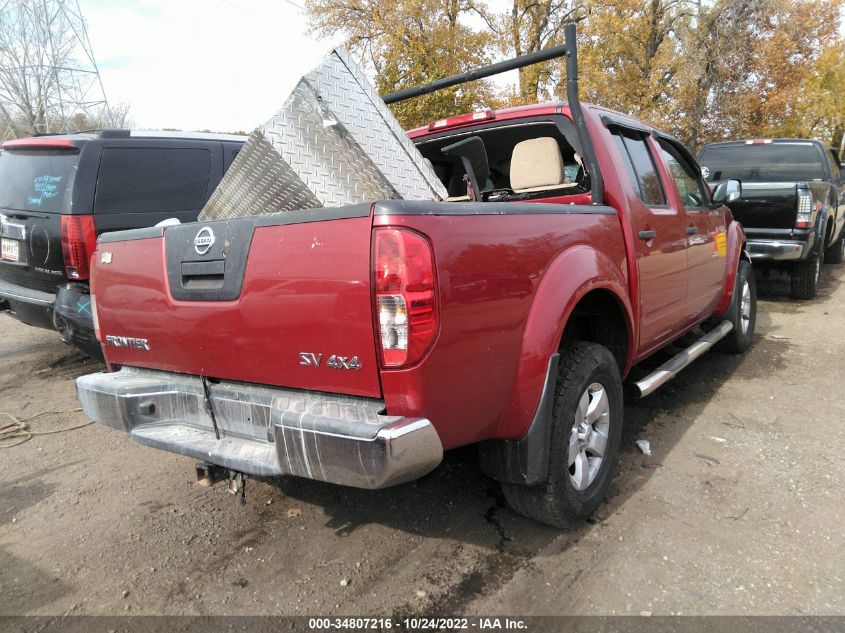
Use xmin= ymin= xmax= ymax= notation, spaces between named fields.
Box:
xmin=76 ymin=32 xmax=756 ymax=528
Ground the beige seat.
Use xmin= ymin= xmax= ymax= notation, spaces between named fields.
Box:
xmin=510 ymin=137 xmax=579 ymax=194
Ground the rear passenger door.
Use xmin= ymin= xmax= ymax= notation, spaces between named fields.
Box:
xmin=656 ymin=138 xmax=725 ymax=321
xmin=610 ymin=128 xmax=688 ymax=353
xmin=92 ymin=143 xmax=217 ymax=232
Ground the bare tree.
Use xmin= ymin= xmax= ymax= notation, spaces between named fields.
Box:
xmin=0 ymin=0 xmax=117 ymax=139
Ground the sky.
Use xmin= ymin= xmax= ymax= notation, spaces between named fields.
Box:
xmin=79 ymin=0 xmax=845 ymax=134
xmin=79 ymin=0 xmax=520 ymax=134
xmin=80 ymin=0 xmax=339 ymax=133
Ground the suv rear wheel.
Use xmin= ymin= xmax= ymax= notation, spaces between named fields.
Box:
xmin=502 ymin=341 xmax=623 ymax=529
xmin=790 ymin=244 xmax=823 ymax=300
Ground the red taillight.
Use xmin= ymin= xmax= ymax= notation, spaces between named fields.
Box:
xmin=2 ymin=137 xmax=75 ymax=149
xmin=61 ymin=215 xmax=97 ymax=280
xmin=373 ymin=228 xmax=438 ymax=368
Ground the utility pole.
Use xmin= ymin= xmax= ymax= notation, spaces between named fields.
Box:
xmin=0 ymin=0 xmax=111 ymax=140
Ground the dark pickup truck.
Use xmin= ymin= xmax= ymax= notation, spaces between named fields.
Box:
xmin=698 ymin=139 xmax=845 ymax=299
xmin=75 ymin=26 xmax=756 ymax=528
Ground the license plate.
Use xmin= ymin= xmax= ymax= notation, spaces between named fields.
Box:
xmin=1 ymin=238 xmax=20 ymax=262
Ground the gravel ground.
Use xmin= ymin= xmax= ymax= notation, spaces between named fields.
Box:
xmin=1 ymin=266 xmax=843 ymax=618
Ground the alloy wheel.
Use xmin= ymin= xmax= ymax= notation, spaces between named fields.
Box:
xmin=568 ymin=382 xmax=610 ymax=491
xmin=740 ymin=280 xmax=752 ymax=335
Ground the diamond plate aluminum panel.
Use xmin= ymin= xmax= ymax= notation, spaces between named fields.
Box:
xmin=304 ymin=48 xmax=447 ymax=201
xmin=200 ymin=47 xmax=446 ymax=222
xmin=262 ymin=79 xmax=399 ymax=206
xmin=201 ymin=130 xmax=323 ymax=220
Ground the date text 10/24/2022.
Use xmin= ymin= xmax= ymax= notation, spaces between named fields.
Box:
xmin=307 ymin=617 xmax=528 ymax=630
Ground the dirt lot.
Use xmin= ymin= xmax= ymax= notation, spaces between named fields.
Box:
xmin=1 ymin=267 xmax=844 ymax=618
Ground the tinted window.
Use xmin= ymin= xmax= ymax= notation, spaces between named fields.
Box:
xmin=94 ymin=148 xmax=211 ymax=214
xmin=612 ymin=131 xmax=665 ymax=205
xmin=698 ymin=143 xmax=826 ymax=182
xmin=658 ymin=140 xmax=709 ymax=208
xmin=612 ymin=134 xmax=641 ymax=200
xmin=0 ymin=149 xmax=79 ymax=213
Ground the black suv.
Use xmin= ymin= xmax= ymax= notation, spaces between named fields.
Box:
xmin=0 ymin=130 xmax=245 ymax=357
xmin=698 ymin=139 xmax=845 ymax=299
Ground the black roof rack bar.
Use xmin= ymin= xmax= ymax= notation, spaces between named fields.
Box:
xmin=382 ymin=44 xmax=569 ymax=105
xmin=381 ymin=23 xmax=603 ymax=205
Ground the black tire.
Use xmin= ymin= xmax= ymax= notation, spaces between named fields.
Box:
xmin=824 ymin=233 xmax=845 ymax=265
xmin=717 ymin=259 xmax=756 ymax=354
xmin=502 ymin=341 xmax=623 ymax=529
xmin=790 ymin=243 xmax=823 ymax=300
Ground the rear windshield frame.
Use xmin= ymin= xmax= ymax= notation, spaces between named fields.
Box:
xmin=698 ymin=142 xmax=829 ymax=183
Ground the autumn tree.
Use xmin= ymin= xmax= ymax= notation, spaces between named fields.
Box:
xmin=732 ymin=0 xmax=843 ymax=143
xmin=306 ymin=0 xmax=845 ymax=150
xmin=306 ymin=0 xmax=498 ymax=128
xmin=495 ymin=0 xmax=581 ymax=104
xmin=569 ymin=0 xmax=689 ymax=129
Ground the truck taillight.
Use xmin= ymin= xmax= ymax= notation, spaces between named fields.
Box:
xmin=795 ymin=189 xmax=813 ymax=228
xmin=373 ymin=228 xmax=437 ymax=368
xmin=61 ymin=215 xmax=97 ymax=280
xmin=91 ymin=294 xmax=101 ymax=342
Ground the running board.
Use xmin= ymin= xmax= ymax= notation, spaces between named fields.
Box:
xmin=634 ymin=321 xmax=734 ymax=397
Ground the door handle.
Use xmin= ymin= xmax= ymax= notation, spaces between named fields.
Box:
xmin=686 ymin=226 xmax=698 ymax=235
xmin=638 ymin=230 xmax=657 ymax=240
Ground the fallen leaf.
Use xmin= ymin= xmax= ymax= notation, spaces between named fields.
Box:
xmin=287 ymin=508 xmax=302 ymax=518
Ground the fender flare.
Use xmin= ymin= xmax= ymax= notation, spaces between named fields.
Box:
xmin=479 ymin=244 xmax=633 ymax=485
xmin=818 ymin=207 xmax=833 ymax=251
xmin=712 ymin=219 xmax=746 ymax=318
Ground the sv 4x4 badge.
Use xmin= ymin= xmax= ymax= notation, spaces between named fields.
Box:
xmin=299 ymin=353 xmax=361 ymax=371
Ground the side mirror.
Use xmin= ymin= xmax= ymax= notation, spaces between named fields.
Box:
xmin=712 ymin=179 xmax=741 ymax=204
xmin=441 ymin=136 xmax=489 ymax=201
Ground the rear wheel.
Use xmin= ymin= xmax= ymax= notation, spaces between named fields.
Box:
xmin=718 ymin=259 xmax=756 ymax=354
xmin=824 ymin=233 xmax=845 ymax=265
xmin=790 ymin=244 xmax=823 ymax=300
xmin=502 ymin=341 xmax=623 ymax=529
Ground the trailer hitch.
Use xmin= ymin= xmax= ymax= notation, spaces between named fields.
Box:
xmin=228 ymin=471 xmax=247 ymax=505
xmin=195 ymin=462 xmax=247 ymax=505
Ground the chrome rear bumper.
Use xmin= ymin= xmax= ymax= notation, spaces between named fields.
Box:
xmin=746 ymin=239 xmax=805 ymax=261
xmin=76 ymin=367 xmax=442 ymax=488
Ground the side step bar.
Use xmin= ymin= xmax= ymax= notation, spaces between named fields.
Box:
xmin=635 ymin=321 xmax=734 ymax=397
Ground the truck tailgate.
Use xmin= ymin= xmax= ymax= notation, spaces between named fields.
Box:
xmin=92 ymin=209 xmax=381 ymax=398
xmin=725 ymin=182 xmax=797 ymax=229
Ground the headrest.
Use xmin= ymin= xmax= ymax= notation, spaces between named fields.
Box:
xmin=510 ymin=137 xmax=565 ymax=192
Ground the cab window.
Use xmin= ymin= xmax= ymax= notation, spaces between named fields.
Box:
xmin=658 ymin=140 xmax=709 ymax=208
xmin=611 ymin=130 xmax=666 ymax=206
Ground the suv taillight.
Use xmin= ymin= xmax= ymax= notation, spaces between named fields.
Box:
xmin=61 ymin=215 xmax=97 ymax=280
xmin=373 ymin=228 xmax=437 ymax=368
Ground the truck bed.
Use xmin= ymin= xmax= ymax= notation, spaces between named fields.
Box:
xmin=91 ymin=200 xmax=624 ymax=450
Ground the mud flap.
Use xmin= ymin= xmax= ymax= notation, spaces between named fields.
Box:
xmin=478 ymin=353 xmax=560 ymax=486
